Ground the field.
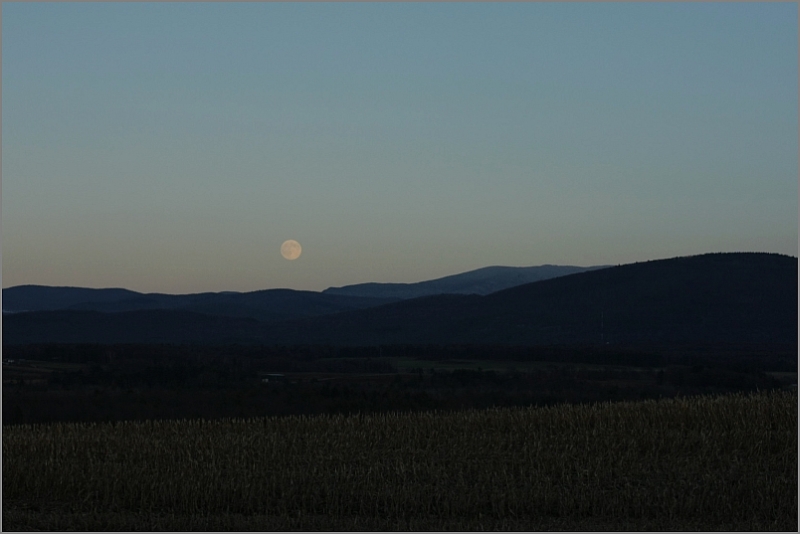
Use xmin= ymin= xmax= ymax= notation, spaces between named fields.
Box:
xmin=2 ymin=359 xmax=87 ymax=387
xmin=3 ymin=390 xmax=796 ymax=531
xmin=389 ymin=356 xmax=645 ymax=373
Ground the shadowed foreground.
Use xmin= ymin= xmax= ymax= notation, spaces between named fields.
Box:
xmin=3 ymin=391 xmax=796 ymax=531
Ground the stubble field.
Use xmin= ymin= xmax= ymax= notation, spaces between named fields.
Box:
xmin=3 ymin=390 xmax=796 ymax=531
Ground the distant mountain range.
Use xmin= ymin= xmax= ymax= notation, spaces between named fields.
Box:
xmin=2 ymin=253 xmax=797 ymax=346
xmin=323 ymin=264 xmax=608 ymax=299
xmin=2 ymin=286 xmax=399 ymax=323
xmin=1 ymin=264 xmax=602 ymax=319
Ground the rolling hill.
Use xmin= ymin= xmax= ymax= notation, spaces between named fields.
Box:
xmin=267 ymin=252 xmax=797 ymax=346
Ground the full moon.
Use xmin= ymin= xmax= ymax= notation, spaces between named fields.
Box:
xmin=281 ymin=239 xmax=302 ymax=260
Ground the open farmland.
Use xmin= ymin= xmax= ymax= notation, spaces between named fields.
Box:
xmin=3 ymin=390 xmax=796 ymax=531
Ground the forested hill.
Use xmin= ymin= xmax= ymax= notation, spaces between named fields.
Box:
xmin=3 ymin=252 xmax=796 ymax=346
xmin=259 ymin=252 xmax=798 ymax=346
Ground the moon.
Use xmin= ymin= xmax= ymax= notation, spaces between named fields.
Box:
xmin=281 ymin=239 xmax=302 ymax=260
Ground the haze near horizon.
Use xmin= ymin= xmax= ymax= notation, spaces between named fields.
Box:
xmin=3 ymin=3 xmax=797 ymax=294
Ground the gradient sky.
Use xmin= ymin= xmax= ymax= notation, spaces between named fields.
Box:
xmin=3 ymin=2 xmax=797 ymax=294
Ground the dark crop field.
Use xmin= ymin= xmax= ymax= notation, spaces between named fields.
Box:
xmin=3 ymin=390 xmax=796 ymax=531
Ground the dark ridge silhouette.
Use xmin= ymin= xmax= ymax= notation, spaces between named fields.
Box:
xmin=3 ymin=253 xmax=796 ymax=346
xmin=2 ymin=285 xmax=142 ymax=312
xmin=2 ymin=286 xmax=399 ymax=323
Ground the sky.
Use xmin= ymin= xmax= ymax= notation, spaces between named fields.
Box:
xmin=2 ymin=2 xmax=797 ymax=294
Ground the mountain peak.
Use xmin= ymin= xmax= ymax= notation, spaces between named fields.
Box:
xmin=322 ymin=264 xmax=610 ymax=299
